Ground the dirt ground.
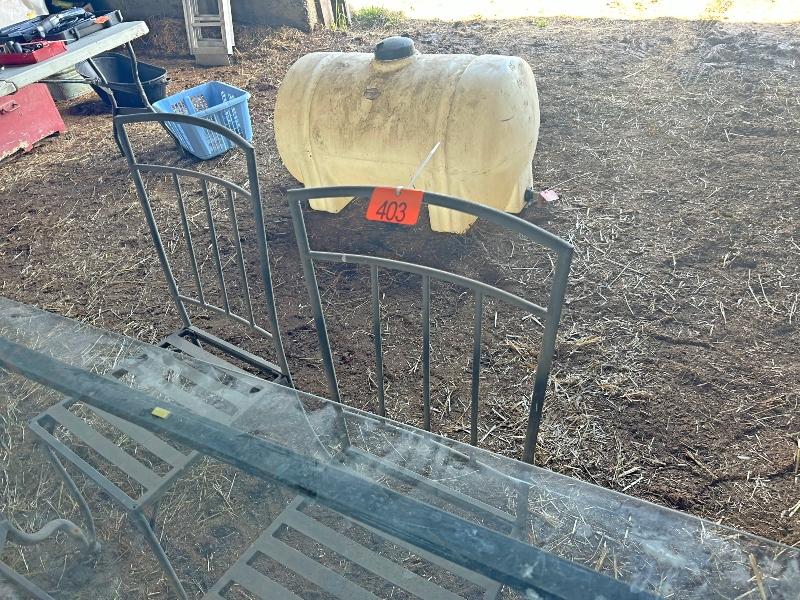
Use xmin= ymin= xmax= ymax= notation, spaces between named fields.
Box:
xmin=347 ymin=0 xmax=800 ymax=22
xmin=1 ymin=12 xmax=799 ymax=598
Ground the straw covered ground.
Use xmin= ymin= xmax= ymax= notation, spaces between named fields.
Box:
xmin=0 ymin=12 xmax=798 ymax=598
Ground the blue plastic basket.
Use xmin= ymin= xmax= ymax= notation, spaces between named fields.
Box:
xmin=152 ymin=81 xmax=252 ymax=160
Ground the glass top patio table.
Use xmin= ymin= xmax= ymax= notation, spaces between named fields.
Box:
xmin=0 ymin=296 xmax=798 ymax=599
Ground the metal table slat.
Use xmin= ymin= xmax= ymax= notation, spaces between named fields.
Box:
xmin=46 ymin=404 xmax=161 ymax=490
xmin=282 ymin=508 xmax=468 ymax=600
xmin=85 ymin=405 xmax=189 ymax=469
xmin=217 ymin=563 xmax=303 ymax=600
xmin=255 ymin=536 xmax=380 ymax=600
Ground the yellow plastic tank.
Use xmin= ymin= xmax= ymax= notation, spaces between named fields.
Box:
xmin=274 ymin=36 xmax=540 ymax=233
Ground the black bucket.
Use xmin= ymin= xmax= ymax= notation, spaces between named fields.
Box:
xmin=77 ymin=53 xmax=168 ymax=108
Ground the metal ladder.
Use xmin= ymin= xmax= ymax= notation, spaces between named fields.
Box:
xmin=181 ymin=0 xmax=234 ymax=66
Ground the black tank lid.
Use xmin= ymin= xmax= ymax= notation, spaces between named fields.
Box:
xmin=374 ymin=36 xmax=415 ymax=61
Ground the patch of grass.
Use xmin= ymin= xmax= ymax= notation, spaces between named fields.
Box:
xmin=333 ymin=3 xmax=350 ymax=30
xmin=352 ymin=6 xmax=406 ymax=28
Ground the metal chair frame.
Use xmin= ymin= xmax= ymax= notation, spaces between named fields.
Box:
xmin=115 ymin=112 xmax=293 ymax=386
xmin=27 ymin=340 xmax=290 ymax=600
xmin=288 ymin=186 xmax=573 ymax=464
xmin=212 ymin=185 xmax=570 ymax=600
xmin=27 ymin=113 xmax=293 ymax=600
xmin=206 ymin=493 xmax=503 ymax=600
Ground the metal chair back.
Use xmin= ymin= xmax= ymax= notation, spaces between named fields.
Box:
xmin=288 ymin=186 xmax=573 ymax=463
xmin=115 ymin=112 xmax=291 ymax=384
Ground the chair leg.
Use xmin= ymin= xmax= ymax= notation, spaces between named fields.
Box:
xmin=34 ymin=420 xmax=186 ymax=596
xmin=148 ymin=500 xmax=161 ymax=531
xmin=42 ymin=445 xmax=100 ymax=554
xmin=513 ymin=480 xmax=530 ymax=542
xmin=129 ymin=510 xmax=189 ymax=600
xmin=0 ymin=560 xmax=57 ymax=600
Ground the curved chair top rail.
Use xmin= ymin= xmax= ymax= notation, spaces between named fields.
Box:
xmin=287 ymin=186 xmax=573 ymax=255
xmin=310 ymin=250 xmax=547 ymax=317
xmin=114 ymin=112 xmax=254 ymax=153
xmin=288 ymin=185 xmax=572 ymax=318
xmin=135 ymin=164 xmax=253 ymax=201
xmin=115 ymin=112 xmax=261 ymax=208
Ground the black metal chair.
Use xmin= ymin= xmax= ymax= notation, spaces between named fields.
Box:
xmin=203 ymin=186 xmax=573 ymax=599
xmin=287 ymin=185 xmax=573 ymax=463
xmin=190 ymin=185 xmax=573 ymax=600
xmin=115 ymin=112 xmax=292 ymax=384
xmin=27 ymin=113 xmax=293 ymax=600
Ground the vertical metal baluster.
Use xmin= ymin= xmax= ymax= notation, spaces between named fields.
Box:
xmin=224 ymin=189 xmax=255 ymax=327
xmin=201 ymin=179 xmax=229 ymax=314
xmin=289 ymin=194 xmax=337 ymax=400
xmin=514 ymin=478 xmax=531 ymax=541
xmin=371 ymin=265 xmax=385 ymax=417
xmin=470 ymin=290 xmax=484 ymax=446
xmin=247 ymin=148 xmax=292 ymax=385
xmin=422 ymin=275 xmax=431 ymax=431
xmin=116 ymin=121 xmax=189 ymax=328
xmin=522 ymin=248 xmax=573 ymax=464
xmin=173 ymin=174 xmax=205 ymax=305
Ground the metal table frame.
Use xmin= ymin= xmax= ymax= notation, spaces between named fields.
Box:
xmin=0 ymin=21 xmax=149 ymax=97
xmin=0 ymin=21 xmax=152 ymax=154
xmin=0 ymin=336 xmax=657 ymax=600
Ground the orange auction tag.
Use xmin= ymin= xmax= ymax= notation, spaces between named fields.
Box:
xmin=365 ymin=187 xmax=424 ymax=226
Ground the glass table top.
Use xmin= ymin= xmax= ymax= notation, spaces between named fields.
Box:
xmin=0 ymin=296 xmax=798 ymax=599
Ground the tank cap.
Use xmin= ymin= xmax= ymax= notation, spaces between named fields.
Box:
xmin=374 ymin=36 xmax=415 ymax=61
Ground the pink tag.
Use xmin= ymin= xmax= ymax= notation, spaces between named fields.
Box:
xmin=539 ymin=189 xmax=559 ymax=204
